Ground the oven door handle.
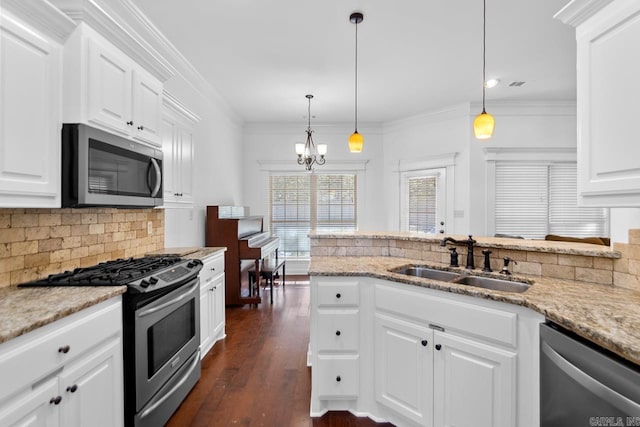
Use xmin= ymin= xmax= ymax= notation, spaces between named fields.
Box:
xmin=541 ymin=341 xmax=640 ymax=414
xmin=137 ymin=279 xmax=199 ymax=318
xmin=139 ymin=348 xmax=201 ymax=420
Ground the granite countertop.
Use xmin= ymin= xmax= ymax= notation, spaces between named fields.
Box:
xmin=0 ymin=286 xmax=126 ymax=345
xmin=309 ymin=231 xmax=620 ymax=258
xmin=310 ymin=256 xmax=640 ymax=366
xmin=0 ymin=247 xmax=226 ymax=346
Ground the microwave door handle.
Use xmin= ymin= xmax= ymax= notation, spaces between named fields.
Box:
xmin=148 ymin=158 xmax=162 ymax=197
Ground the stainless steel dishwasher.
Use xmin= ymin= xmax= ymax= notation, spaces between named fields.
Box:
xmin=540 ymin=322 xmax=640 ymax=426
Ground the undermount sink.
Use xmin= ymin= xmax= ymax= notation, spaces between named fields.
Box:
xmin=450 ymin=275 xmax=531 ymax=293
xmin=390 ymin=265 xmax=531 ymax=293
xmin=391 ymin=266 xmax=461 ymax=282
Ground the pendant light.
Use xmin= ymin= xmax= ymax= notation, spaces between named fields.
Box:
xmin=473 ymin=0 xmax=495 ymax=140
xmin=348 ymin=12 xmax=364 ymax=153
xmin=295 ymin=94 xmax=327 ymax=171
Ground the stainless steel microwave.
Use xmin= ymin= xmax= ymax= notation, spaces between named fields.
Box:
xmin=62 ymin=124 xmax=163 ymax=208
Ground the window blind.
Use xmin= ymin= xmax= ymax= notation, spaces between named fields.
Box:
xmin=549 ymin=163 xmax=607 ymax=237
xmin=269 ymin=175 xmax=311 ymax=258
xmin=495 ymin=162 xmax=607 ymax=239
xmin=269 ymin=173 xmax=357 ymax=258
xmin=408 ymin=176 xmax=437 ymax=233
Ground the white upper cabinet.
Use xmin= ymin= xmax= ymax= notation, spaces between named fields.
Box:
xmin=0 ymin=9 xmax=67 ymax=208
xmin=162 ymin=92 xmax=199 ymax=206
xmin=557 ymin=0 xmax=640 ymax=206
xmin=64 ymin=24 xmax=163 ymax=147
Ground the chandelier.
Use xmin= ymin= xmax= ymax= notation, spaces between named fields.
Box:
xmin=295 ymin=94 xmax=327 ymax=171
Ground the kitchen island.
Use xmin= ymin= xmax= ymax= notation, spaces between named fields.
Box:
xmin=307 ymin=231 xmax=638 ymax=427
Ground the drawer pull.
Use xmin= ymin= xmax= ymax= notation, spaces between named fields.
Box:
xmin=421 ymin=340 xmax=428 ymax=347
xmin=336 ymin=293 xmax=341 ymax=299
xmin=49 ymin=396 xmax=62 ymax=405
xmin=435 ymin=344 xmax=442 ymax=351
xmin=66 ymin=384 xmax=78 ymax=393
xmin=58 ymin=345 xmax=70 ymax=354
xmin=126 ymin=121 xmax=133 ymax=126
xmin=336 ymin=376 xmax=341 ymax=382
xmin=211 ymin=267 xmax=215 ymax=271
xmin=335 ymin=330 xmax=341 ymax=336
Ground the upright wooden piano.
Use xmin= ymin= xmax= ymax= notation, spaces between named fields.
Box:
xmin=205 ymin=206 xmax=280 ymax=305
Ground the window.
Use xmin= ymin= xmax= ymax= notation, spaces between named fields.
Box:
xmin=400 ymin=168 xmax=446 ymax=234
xmin=495 ymin=162 xmax=607 ymax=239
xmin=269 ymin=174 xmax=357 ymax=258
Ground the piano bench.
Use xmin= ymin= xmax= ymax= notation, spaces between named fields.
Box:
xmin=248 ymin=258 xmax=286 ymax=304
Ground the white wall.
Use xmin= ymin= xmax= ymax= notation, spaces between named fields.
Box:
xmin=162 ymin=76 xmax=244 ymax=247
xmin=242 ymin=122 xmax=385 ymax=231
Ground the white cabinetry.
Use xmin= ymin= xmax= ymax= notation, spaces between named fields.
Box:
xmin=309 ymin=276 xmax=543 ymax=426
xmin=433 ymin=331 xmax=515 ymax=427
xmin=375 ymin=313 xmax=433 ymax=426
xmin=64 ymin=24 xmax=162 ymax=147
xmin=199 ymin=252 xmax=226 ymax=357
xmin=310 ymin=279 xmax=360 ymax=415
xmin=162 ymin=93 xmax=199 ymax=205
xmin=0 ymin=297 xmax=124 ymax=427
xmin=557 ymin=0 xmax=640 ymax=206
xmin=0 ymin=9 xmax=64 ymax=208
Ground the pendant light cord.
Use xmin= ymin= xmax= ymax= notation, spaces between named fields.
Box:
xmin=481 ymin=0 xmax=487 ymax=114
xmin=308 ymin=96 xmax=311 ymax=131
xmin=354 ymin=19 xmax=358 ymax=132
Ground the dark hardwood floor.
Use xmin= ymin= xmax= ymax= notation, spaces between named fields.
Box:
xmin=166 ymin=276 xmax=394 ymax=427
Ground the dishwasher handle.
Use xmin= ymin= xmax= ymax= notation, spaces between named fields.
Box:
xmin=541 ymin=341 xmax=640 ymax=415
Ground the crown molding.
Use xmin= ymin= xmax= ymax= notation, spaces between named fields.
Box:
xmin=553 ymin=0 xmax=614 ymax=27
xmin=384 ymin=103 xmax=471 ymax=133
xmin=470 ymin=100 xmax=577 ymax=117
xmin=49 ymin=0 xmax=175 ymax=81
xmin=163 ymin=90 xmax=201 ymax=124
xmin=1 ymin=0 xmax=76 ymax=43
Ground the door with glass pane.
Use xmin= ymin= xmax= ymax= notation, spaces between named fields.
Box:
xmin=401 ymin=169 xmax=446 ymax=234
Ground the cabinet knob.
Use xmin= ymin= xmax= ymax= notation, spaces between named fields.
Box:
xmin=336 ymin=293 xmax=341 ymax=299
xmin=435 ymin=344 xmax=442 ymax=351
xmin=211 ymin=267 xmax=215 ymax=271
xmin=58 ymin=345 xmax=70 ymax=354
xmin=421 ymin=340 xmax=428 ymax=347
xmin=336 ymin=330 xmax=341 ymax=336
xmin=336 ymin=376 xmax=341 ymax=382
xmin=137 ymin=125 xmax=144 ymax=131
xmin=66 ymin=384 xmax=78 ymax=393
xmin=126 ymin=121 xmax=133 ymax=126
xmin=49 ymin=396 xmax=62 ymax=405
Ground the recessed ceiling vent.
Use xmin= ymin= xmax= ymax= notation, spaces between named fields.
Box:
xmin=509 ymin=81 xmax=526 ymax=87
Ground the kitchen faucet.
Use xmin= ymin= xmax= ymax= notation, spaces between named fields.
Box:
xmin=440 ymin=235 xmax=477 ymax=269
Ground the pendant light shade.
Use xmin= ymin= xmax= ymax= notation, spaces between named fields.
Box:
xmin=473 ymin=0 xmax=494 ymax=140
xmin=349 ymin=12 xmax=364 ymax=153
xmin=473 ymin=110 xmax=495 ymax=140
xmin=348 ymin=131 xmax=364 ymax=153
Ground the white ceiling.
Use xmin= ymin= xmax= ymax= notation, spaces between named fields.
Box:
xmin=131 ymin=0 xmax=576 ymax=124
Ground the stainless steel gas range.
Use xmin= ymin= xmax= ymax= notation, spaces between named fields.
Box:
xmin=20 ymin=256 xmax=203 ymax=427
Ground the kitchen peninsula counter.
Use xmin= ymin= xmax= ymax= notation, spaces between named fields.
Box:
xmin=310 ymin=255 xmax=640 ymax=366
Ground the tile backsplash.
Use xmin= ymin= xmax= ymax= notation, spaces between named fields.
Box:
xmin=0 ymin=208 xmax=164 ymax=287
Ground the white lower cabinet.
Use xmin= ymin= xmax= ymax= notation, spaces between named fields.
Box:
xmin=310 ymin=276 xmax=543 ymax=426
xmin=375 ymin=314 xmax=433 ymax=426
xmin=199 ymin=252 xmax=226 ymax=357
xmin=0 ymin=297 xmax=124 ymax=427
xmin=432 ymin=331 xmax=515 ymax=427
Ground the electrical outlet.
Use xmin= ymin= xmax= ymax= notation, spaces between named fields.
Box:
xmin=147 ymin=221 xmax=153 ymax=235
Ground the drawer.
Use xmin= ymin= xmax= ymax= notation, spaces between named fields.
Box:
xmin=316 ymin=311 xmax=359 ymax=352
xmin=200 ymin=253 xmax=225 ymax=286
xmin=315 ymin=356 xmax=359 ymax=399
xmin=316 ymin=280 xmax=359 ymax=307
xmin=0 ymin=297 xmax=122 ymax=401
xmin=375 ymin=283 xmax=517 ymax=347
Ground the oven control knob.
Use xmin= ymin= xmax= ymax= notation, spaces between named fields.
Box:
xmin=140 ymin=280 xmax=149 ymax=288
xmin=149 ymin=277 xmax=158 ymax=285
xmin=187 ymin=262 xmax=195 ymax=268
